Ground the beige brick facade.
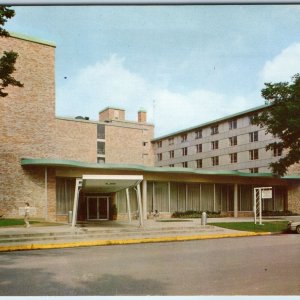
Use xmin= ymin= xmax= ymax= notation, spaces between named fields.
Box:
xmin=0 ymin=34 xmax=56 ymax=220
xmin=105 ymin=121 xmax=154 ymax=166
xmin=99 ymin=107 xmax=125 ymax=121
xmin=55 ymin=118 xmax=97 ymax=163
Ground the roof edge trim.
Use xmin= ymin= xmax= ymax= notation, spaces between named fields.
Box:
xmin=19 ymin=157 xmax=296 ymax=179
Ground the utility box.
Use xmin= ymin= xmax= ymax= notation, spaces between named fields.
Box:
xmin=201 ymin=211 xmax=207 ymax=225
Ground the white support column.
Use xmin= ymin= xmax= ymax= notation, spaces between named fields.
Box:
xmin=213 ymin=184 xmax=216 ymax=212
xmin=142 ymin=180 xmax=147 ymax=220
xmin=185 ymin=184 xmax=188 ymax=211
xmin=234 ymin=183 xmax=238 ymax=218
xmin=72 ymin=178 xmax=82 ymax=227
xmin=136 ymin=183 xmax=144 ymax=227
xmin=199 ymin=184 xmax=202 ymax=211
xmin=44 ymin=167 xmax=48 ymax=221
xmin=168 ymin=181 xmax=171 ymax=213
xmin=126 ymin=188 xmax=131 ymax=223
xmin=153 ymin=182 xmax=156 ymax=210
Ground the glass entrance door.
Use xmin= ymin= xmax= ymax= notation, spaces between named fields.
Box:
xmin=87 ymin=197 xmax=109 ymax=220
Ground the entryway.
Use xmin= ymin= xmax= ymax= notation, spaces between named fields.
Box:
xmin=87 ymin=196 xmax=109 ymax=220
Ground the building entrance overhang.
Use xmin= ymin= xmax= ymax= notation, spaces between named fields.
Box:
xmin=72 ymin=175 xmax=144 ymax=228
xmin=81 ymin=174 xmax=143 ymax=193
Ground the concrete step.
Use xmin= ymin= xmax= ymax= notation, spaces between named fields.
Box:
xmin=0 ymin=225 xmax=211 ymax=239
xmin=0 ymin=226 xmax=220 ymax=245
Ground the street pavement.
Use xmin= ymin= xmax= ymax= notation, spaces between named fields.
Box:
xmin=0 ymin=234 xmax=299 ymax=296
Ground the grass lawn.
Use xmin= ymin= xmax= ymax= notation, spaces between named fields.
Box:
xmin=0 ymin=219 xmax=40 ymax=227
xmin=209 ymin=221 xmax=289 ymax=233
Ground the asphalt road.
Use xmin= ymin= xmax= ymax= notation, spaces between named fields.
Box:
xmin=0 ymin=234 xmax=299 ymax=296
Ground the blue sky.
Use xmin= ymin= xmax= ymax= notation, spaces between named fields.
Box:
xmin=5 ymin=5 xmax=300 ymax=137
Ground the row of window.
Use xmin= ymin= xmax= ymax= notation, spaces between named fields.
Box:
xmin=157 ymin=131 xmax=264 ymax=159
xmin=157 ymin=114 xmax=259 ymax=148
xmin=159 ymin=130 xmax=259 ymax=149
xmin=158 ymin=148 xmax=282 ymax=163
xmin=168 ymin=160 xmax=259 ymax=173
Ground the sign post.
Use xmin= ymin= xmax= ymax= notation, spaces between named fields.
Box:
xmin=253 ymin=187 xmax=272 ymax=225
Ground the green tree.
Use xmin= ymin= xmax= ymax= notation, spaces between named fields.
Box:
xmin=254 ymin=74 xmax=300 ymax=176
xmin=0 ymin=5 xmax=23 ymax=97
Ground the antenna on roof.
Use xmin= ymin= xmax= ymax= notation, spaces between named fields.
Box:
xmin=153 ymin=99 xmax=155 ymax=124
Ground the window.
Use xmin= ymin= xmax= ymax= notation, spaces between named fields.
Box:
xmin=273 ymin=148 xmax=282 ymax=157
xmin=212 ymin=156 xmax=219 ymax=166
xmin=229 ymin=119 xmax=237 ymax=130
xmin=250 ymin=168 xmax=259 ymax=173
xmin=196 ymin=144 xmax=202 ymax=153
xmin=249 ymin=113 xmax=258 ymax=125
xmin=97 ymin=157 xmax=105 ymax=164
xmin=182 ymin=147 xmax=188 ymax=156
xmin=229 ymin=136 xmax=237 ymax=146
xmin=97 ymin=124 xmax=105 ymax=139
xmin=230 ymin=153 xmax=237 ymax=163
xmin=168 ymin=137 xmax=174 ymax=145
xmin=143 ymin=142 xmax=147 ymax=146
xmin=157 ymin=141 xmax=162 ymax=148
xmin=181 ymin=134 xmax=187 ymax=143
xmin=196 ymin=159 xmax=202 ymax=168
xmin=169 ymin=164 xmax=174 ymax=167
xmin=169 ymin=150 xmax=174 ymax=158
xmin=157 ymin=153 xmax=162 ymax=161
xmin=249 ymin=131 xmax=258 ymax=142
xmin=182 ymin=161 xmax=188 ymax=168
xmin=249 ymin=149 xmax=259 ymax=160
xmin=211 ymin=140 xmax=219 ymax=150
xmin=195 ymin=130 xmax=202 ymax=139
xmin=97 ymin=141 xmax=105 ymax=155
xmin=211 ymin=125 xmax=219 ymax=135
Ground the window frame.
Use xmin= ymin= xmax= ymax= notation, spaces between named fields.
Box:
xmin=249 ymin=131 xmax=258 ymax=142
xmin=229 ymin=136 xmax=237 ymax=146
xmin=211 ymin=140 xmax=219 ymax=150
xmin=249 ymin=149 xmax=259 ymax=160
xmin=196 ymin=144 xmax=202 ymax=153
xmin=229 ymin=119 xmax=237 ymax=130
xmin=212 ymin=156 xmax=219 ymax=166
xmin=196 ymin=159 xmax=202 ymax=168
xmin=211 ymin=125 xmax=219 ymax=135
xmin=195 ymin=130 xmax=202 ymax=139
xmin=230 ymin=153 xmax=237 ymax=163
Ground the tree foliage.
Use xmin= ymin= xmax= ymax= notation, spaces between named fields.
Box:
xmin=0 ymin=5 xmax=23 ymax=97
xmin=253 ymin=74 xmax=300 ymax=176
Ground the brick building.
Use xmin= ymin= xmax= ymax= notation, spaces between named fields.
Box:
xmin=1 ymin=33 xmax=300 ymax=224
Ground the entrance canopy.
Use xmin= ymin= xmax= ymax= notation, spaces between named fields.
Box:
xmin=82 ymin=175 xmax=143 ymax=193
xmin=72 ymin=174 xmax=144 ymax=227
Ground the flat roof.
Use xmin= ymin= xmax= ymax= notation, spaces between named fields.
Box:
xmin=99 ymin=106 xmax=126 ymax=113
xmin=152 ymin=104 xmax=268 ymax=142
xmin=9 ymin=32 xmax=56 ymax=48
xmin=20 ymin=157 xmax=299 ymax=180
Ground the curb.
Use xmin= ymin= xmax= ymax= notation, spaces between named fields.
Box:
xmin=0 ymin=231 xmax=272 ymax=252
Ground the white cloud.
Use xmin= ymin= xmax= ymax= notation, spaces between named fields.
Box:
xmin=57 ymin=55 xmax=254 ymax=137
xmin=260 ymin=43 xmax=300 ymax=84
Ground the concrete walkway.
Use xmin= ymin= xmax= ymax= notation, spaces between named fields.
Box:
xmin=0 ymin=217 xmax=291 ymax=252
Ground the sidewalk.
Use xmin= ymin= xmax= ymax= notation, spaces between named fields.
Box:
xmin=0 ymin=217 xmax=289 ymax=252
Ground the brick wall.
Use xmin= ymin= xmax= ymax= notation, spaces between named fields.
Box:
xmin=288 ymin=184 xmax=300 ymax=214
xmin=55 ymin=118 xmax=97 ymax=163
xmin=105 ymin=122 xmax=155 ymax=166
xmin=0 ymin=35 xmax=56 ymax=219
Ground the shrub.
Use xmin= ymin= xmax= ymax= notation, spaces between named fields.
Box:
xmin=262 ymin=210 xmax=299 ymax=216
xmin=171 ymin=210 xmax=222 ymax=218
